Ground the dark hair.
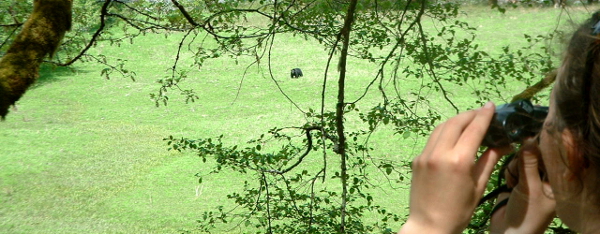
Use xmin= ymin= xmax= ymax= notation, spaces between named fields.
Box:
xmin=554 ymin=11 xmax=600 ymax=193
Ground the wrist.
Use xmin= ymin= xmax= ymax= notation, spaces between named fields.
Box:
xmin=399 ymin=218 xmax=456 ymax=234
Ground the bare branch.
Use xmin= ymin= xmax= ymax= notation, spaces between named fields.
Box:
xmin=0 ymin=26 xmax=21 ymax=51
xmin=262 ymin=126 xmax=336 ymax=175
xmin=170 ymin=0 xmax=199 ymax=27
xmin=59 ymin=0 xmax=111 ymax=66
xmin=415 ymin=1 xmax=459 ymax=114
xmin=113 ymin=0 xmax=159 ymax=21
xmin=107 ymin=12 xmax=184 ymax=31
xmin=0 ymin=23 xmax=23 ymax=27
xmin=320 ymin=33 xmax=342 ymax=183
xmin=266 ymin=33 xmax=306 ymax=115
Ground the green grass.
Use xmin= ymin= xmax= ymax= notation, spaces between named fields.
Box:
xmin=0 ymin=5 xmax=596 ymax=233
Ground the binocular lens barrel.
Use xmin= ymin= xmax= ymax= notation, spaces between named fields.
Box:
xmin=482 ymin=100 xmax=548 ymax=148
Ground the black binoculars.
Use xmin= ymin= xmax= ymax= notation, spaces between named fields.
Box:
xmin=482 ymin=99 xmax=549 ymax=148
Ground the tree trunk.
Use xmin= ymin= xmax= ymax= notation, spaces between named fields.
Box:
xmin=336 ymin=0 xmax=358 ymax=232
xmin=553 ymin=0 xmax=567 ymax=7
xmin=489 ymin=0 xmax=498 ymax=7
xmin=0 ymin=0 xmax=72 ymax=119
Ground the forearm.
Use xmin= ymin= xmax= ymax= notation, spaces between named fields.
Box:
xmin=489 ymin=190 xmax=554 ymax=234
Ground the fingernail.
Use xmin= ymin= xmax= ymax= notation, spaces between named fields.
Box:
xmin=484 ymin=101 xmax=494 ymax=109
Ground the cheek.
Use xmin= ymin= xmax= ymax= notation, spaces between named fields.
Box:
xmin=539 ymin=131 xmax=564 ymax=184
xmin=539 ymin=130 xmax=577 ymax=200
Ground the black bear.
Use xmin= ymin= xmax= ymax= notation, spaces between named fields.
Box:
xmin=290 ymin=68 xmax=303 ymax=78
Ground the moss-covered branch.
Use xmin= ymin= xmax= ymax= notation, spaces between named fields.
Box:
xmin=0 ymin=0 xmax=72 ymax=119
xmin=511 ymin=70 xmax=557 ymax=102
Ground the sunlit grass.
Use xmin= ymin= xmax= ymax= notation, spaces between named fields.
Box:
xmin=0 ymin=5 xmax=595 ymax=233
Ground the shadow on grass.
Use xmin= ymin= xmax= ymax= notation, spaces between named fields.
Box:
xmin=31 ymin=63 xmax=82 ymax=89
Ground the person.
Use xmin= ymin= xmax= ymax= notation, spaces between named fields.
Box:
xmin=399 ymin=11 xmax=600 ymax=234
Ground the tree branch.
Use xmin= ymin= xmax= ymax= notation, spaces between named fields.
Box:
xmin=170 ymin=0 xmax=199 ymax=27
xmin=261 ymin=173 xmax=274 ymax=234
xmin=415 ymin=2 xmax=459 ymax=114
xmin=60 ymin=0 xmax=110 ymax=66
xmin=0 ymin=23 xmax=23 ymax=27
xmin=114 ymin=0 xmax=158 ymax=21
xmin=510 ymin=70 xmax=556 ymax=102
xmin=0 ymin=26 xmax=21 ymax=51
xmin=263 ymin=126 xmax=336 ymax=175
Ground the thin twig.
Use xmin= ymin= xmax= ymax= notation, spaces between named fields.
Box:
xmin=113 ymin=0 xmax=159 ymax=20
xmin=60 ymin=0 xmax=112 ymax=66
xmin=266 ymin=30 xmax=306 ymax=115
xmin=320 ymin=28 xmax=343 ymax=183
xmin=0 ymin=26 xmax=20 ymax=51
xmin=262 ymin=173 xmax=273 ymax=234
xmin=415 ymin=1 xmax=459 ymax=113
xmin=170 ymin=28 xmax=194 ymax=78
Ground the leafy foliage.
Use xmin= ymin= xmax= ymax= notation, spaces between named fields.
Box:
xmin=154 ymin=0 xmax=560 ymax=231
xmin=0 ymin=1 xmax=32 ymax=55
xmin=1 ymin=0 xmax=568 ymax=233
xmin=166 ymin=120 xmax=407 ymax=233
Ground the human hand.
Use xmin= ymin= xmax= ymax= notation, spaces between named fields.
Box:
xmin=489 ymin=138 xmax=556 ymax=234
xmin=399 ymin=102 xmax=511 ymax=234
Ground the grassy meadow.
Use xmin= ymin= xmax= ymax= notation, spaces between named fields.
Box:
xmin=0 ymin=6 xmax=595 ymax=233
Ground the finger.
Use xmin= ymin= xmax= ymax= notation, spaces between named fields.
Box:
xmin=492 ymin=145 xmax=514 ymax=156
xmin=489 ymin=191 xmax=510 ymax=234
xmin=433 ymin=110 xmax=478 ymax=152
xmin=455 ymin=102 xmax=496 ymax=154
xmin=475 ymin=145 xmax=514 ymax=188
xmin=542 ymin=181 xmax=555 ymax=200
xmin=505 ymin=155 xmax=519 ymax=188
xmin=419 ymin=122 xmax=446 ymax=158
xmin=473 ymin=147 xmax=504 ymax=194
xmin=489 ymin=191 xmax=511 ymax=229
xmin=518 ymin=138 xmax=543 ymax=186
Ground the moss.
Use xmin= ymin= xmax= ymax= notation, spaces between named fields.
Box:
xmin=0 ymin=79 xmax=9 ymax=120
xmin=0 ymin=0 xmax=72 ymax=119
